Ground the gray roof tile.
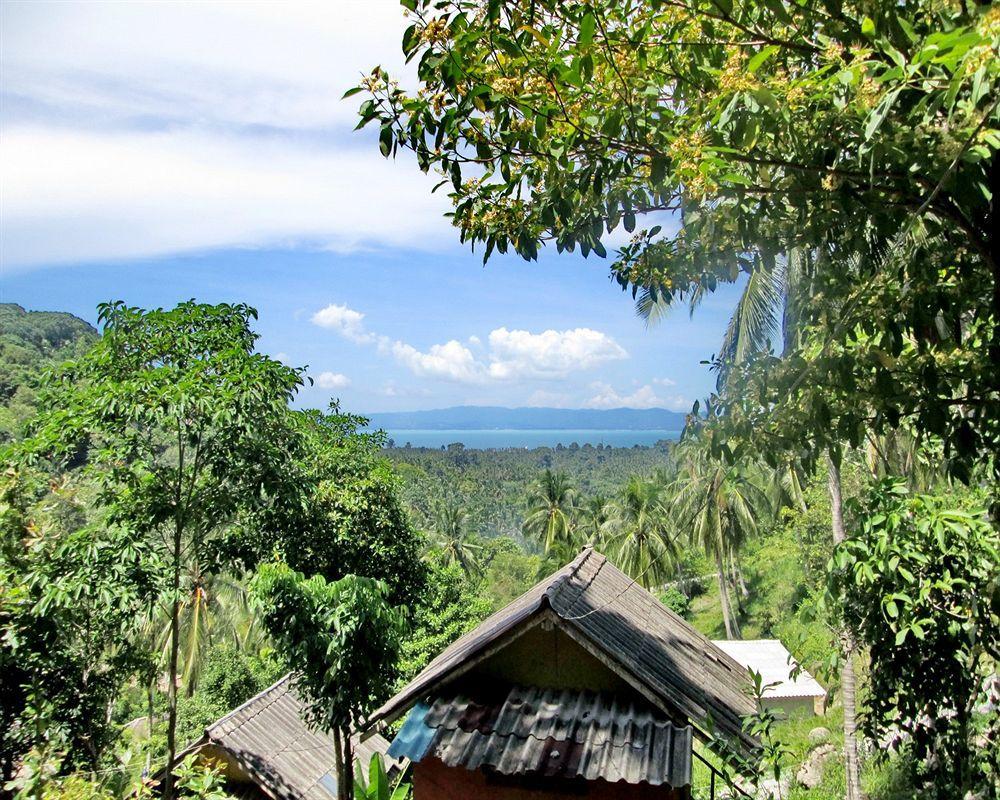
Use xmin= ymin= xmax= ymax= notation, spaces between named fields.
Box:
xmin=191 ymin=675 xmax=398 ymax=800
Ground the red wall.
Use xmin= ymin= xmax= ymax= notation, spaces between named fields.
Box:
xmin=413 ymin=758 xmax=689 ymax=800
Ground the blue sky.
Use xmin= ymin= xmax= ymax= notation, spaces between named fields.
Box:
xmin=0 ymin=0 xmax=739 ymax=413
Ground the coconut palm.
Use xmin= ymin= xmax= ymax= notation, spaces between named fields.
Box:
xmin=670 ymin=439 xmax=770 ymax=639
xmin=577 ymin=494 xmax=611 ymax=544
xmin=600 ymin=477 xmax=677 ymax=590
xmin=637 ymin=247 xmax=812 ymax=387
xmin=522 ymin=470 xmax=577 ymax=555
xmin=151 ymin=566 xmax=258 ymax=695
xmin=431 ymin=501 xmax=482 ymax=576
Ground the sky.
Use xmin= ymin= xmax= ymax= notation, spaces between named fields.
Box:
xmin=0 ymin=0 xmax=741 ymax=414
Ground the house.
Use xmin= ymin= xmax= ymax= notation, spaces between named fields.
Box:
xmin=363 ymin=546 xmax=759 ymax=800
xmin=174 ymin=674 xmax=400 ymax=800
xmin=711 ymin=639 xmax=827 ymax=717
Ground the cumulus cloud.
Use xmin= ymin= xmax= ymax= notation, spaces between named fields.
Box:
xmin=311 ymin=303 xmax=373 ymax=343
xmin=391 ymin=340 xmax=484 ymax=384
xmin=487 ymin=327 xmax=628 ymax=380
xmin=314 ymin=371 xmax=350 ymax=389
xmin=585 ymin=382 xmax=690 ymax=411
xmin=310 ymin=302 xmax=628 ymax=386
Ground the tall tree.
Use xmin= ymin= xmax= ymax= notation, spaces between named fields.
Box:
xmin=19 ymin=301 xmax=305 ymax=800
xmin=358 ymin=2 xmax=999 ymax=488
xmin=577 ymin=493 xmax=611 ymax=544
xmin=599 ymin=478 xmax=675 ymax=590
xmin=671 ymin=439 xmax=769 ymax=639
xmin=430 ymin=501 xmax=482 ymax=576
xmin=251 ymin=564 xmax=405 ymax=800
xmin=522 ymin=469 xmax=577 ymax=555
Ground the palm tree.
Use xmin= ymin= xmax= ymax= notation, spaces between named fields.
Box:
xmin=600 ymin=477 xmax=676 ymax=590
xmin=431 ymin=501 xmax=482 ymax=576
xmin=151 ymin=566 xmax=257 ymax=696
xmin=577 ymin=494 xmax=611 ymax=544
xmin=636 ymin=247 xmax=812 ymax=387
xmin=522 ymin=470 xmax=577 ymax=555
xmin=670 ymin=439 xmax=770 ymax=639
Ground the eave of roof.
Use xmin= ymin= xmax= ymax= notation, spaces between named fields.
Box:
xmin=364 ymin=547 xmax=758 ymax=754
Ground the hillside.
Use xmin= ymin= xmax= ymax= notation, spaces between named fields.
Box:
xmin=0 ymin=303 xmax=98 ymax=441
xmin=366 ymin=405 xmax=688 ymax=430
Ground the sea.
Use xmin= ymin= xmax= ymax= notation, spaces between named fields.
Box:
xmin=381 ymin=428 xmax=683 ymax=449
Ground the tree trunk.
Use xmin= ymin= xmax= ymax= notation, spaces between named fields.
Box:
xmin=163 ymin=522 xmax=183 ymax=800
xmin=827 ymin=454 xmax=862 ymax=800
xmin=342 ymin=726 xmax=354 ymax=800
xmin=715 ymin=550 xmax=741 ymax=639
xmin=732 ymin=551 xmax=750 ymax=602
xmin=333 ymin=726 xmax=353 ymax=800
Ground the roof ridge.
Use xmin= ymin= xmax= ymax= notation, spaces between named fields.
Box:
xmin=544 ymin=545 xmax=600 ymax=604
xmin=206 ymin=672 xmax=293 ymax=737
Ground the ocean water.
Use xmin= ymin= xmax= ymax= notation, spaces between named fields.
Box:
xmin=381 ymin=428 xmax=682 ymax=449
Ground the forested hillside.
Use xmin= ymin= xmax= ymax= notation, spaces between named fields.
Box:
xmin=0 ymin=304 xmax=97 ymax=441
xmin=386 ymin=441 xmax=673 ymax=540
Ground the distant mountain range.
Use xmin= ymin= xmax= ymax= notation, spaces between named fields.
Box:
xmin=364 ymin=405 xmax=688 ymax=431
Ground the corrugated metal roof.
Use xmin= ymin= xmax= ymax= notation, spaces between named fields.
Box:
xmin=366 ymin=547 xmax=757 ymax=753
xmin=388 ymin=686 xmax=693 ymax=787
xmin=711 ymin=640 xmax=826 ymax=699
xmin=188 ymin=675 xmax=399 ymax=800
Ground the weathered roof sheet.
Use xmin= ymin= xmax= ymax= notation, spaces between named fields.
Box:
xmin=711 ymin=639 xmax=826 ymax=699
xmin=388 ymin=685 xmax=693 ymax=787
xmin=189 ymin=675 xmax=398 ymax=800
xmin=366 ymin=547 xmax=757 ymax=751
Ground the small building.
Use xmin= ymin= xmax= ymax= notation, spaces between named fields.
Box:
xmin=711 ymin=639 xmax=827 ymax=717
xmin=363 ymin=547 xmax=759 ymax=800
xmin=175 ymin=674 xmax=399 ymax=800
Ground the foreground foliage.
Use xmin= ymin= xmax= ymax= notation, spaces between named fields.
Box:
xmin=830 ymin=481 xmax=1000 ymax=798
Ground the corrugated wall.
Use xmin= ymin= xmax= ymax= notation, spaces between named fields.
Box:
xmin=413 ymin=758 xmax=690 ymax=800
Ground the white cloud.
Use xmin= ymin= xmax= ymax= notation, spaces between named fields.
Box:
xmin=487 ymin=327 xmax=627 ymax=380
xmin=585 ymin=382 xmax=690 ymax=411
xmin=391 ymin=340 xmax=484 ymax=384
xmin=314 ymin=371 xmax=350 ymax=389
xmin=0 ymin=0 xmax=456 ymax=269
xmin=309 ymin=302 xmax=628 ymax=386
xmin=311 ymin=303 xmax=373 ymax=343
xmin=654 ymin=377 xmax=677 ymax=387
xmin=0 ymin=127 xmax=450 ymax=269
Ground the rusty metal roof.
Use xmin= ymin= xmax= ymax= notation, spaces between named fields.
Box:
xmin=184 ymin=675 xmax=399 ymax=800
xmin=366 ymin=547 xmax=757 ymax=752
xmin=387 ymin=685 xmax=693 ymax=787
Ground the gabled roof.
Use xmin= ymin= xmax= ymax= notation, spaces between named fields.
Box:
xmin=181 ymin=675 xmax=398 ymax=800
xmin=386 ymin=685 xmax=694 ymax=788
xmin=365 ymin=547 xmax=757 ymax=751
xmin=711 ymin=640 xmax=826 ymax=700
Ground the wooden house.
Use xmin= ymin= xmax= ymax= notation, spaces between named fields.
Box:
xmin=364 ymin=547 xmax=759 ymax=800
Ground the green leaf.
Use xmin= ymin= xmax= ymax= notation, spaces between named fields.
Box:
xmin=861 ymin=17 xmax=875 ymax=37
xmin=579 ymin=12 xmax=596 ymax=47
xmin=747 ymin=45 xmax=779 ymax=75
